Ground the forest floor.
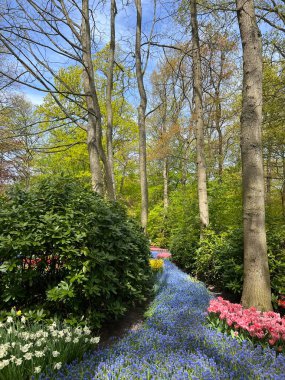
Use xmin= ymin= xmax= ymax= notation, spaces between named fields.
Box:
xmin=41 ymin=261 xmax=285 ymax=380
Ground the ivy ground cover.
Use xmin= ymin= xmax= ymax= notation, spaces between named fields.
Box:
xmin=42 ymin=261 xmax=285 ymax=380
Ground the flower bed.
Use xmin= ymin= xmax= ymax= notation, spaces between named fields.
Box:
xmin=150 ymin=248 xmax=171 ymax=259
xmin=207 ymin=297 xmax=285 ymax=353
xmin=40 ymin=261 xmax=285 ymax=379
xmin=0 ymin=317 xmax=99 ymax=379
xmin=149 ymin=258 xmax=164 ymax=272
xmin=157 ymin=252 xmax=171 ymax=259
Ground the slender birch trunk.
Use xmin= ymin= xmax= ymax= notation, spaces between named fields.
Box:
xmin=135 ymin=0 xmax=148 ymax=233
xmin=106 ymin=0 xmax=117 ymax=199
xmin=190 ymin=0 xmax=209 ymax=231
xmin=236 ymin=0 xmax=272 ymax=311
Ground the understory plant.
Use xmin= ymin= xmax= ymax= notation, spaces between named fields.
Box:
xmin=172 ymin=225 xmax=285 ymax=298
xmin=0 ymin=314 xmax=100 ymax=380
xmin=207 ymin=297 xmax=285 ymax=354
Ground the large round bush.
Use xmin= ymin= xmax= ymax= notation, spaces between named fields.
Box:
xmin=0 ymin=177 xmax=153 ymax=327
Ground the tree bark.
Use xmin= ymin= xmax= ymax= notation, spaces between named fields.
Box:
xmin=135 ymin=0 xmax=148 ymax=233
xmin=81 ymin=0 xmax=115 ymax=199
xmin=236 ymin=0 xmax=272 ymax=311
xmin=281 ymin=153 xmax=285 ymax=218
xmin=106 ymin=0 xmax=117 ymax=199
xmin=190 ymin=0 xmax=209 ymax=231
xmin=163 ymin=156 xmax=169 ymax=210
xmin=265 ymin=147 xmax=272 ymax=203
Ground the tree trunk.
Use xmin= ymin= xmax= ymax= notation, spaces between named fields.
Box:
xmin=217 ymin=124 xmax=223 ymax=181
xmin=161 ymin=88 xmax=169 ymax=211
xmin=86 ymin=125 xmax=104 ymax=194
xmin=266 ymin=147 xmax=272 ymax=203
xmin=215 ymin=89 xmax=223 ymax=181
xmin=81 ymin=1 xmax=104 ymax=195
xmin=190 ymin=0 xmax=209 ymax=231
xmin=236 ymin=0 xmax=272 ymax=311
xmin=281 ymin=153 xmax=285 ymax=218
xmin=106 ymin=0 xmax=117 ymax=199
xmin=281 ymin=181 xmax=285 ymax=218
xmin=163 ymin=156 xmax=169 ymax=210
xmin=81 ymin=0 xmax=115 ymax=199
xmin=135 ymin=0 xmax=148 ymax=233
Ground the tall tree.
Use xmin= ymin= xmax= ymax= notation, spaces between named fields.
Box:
xmin=190 ymin=0 xmax=209 ymax=231
xmin=135 ymin=0 xmax=148 ymax=232
xmin=0 ymin=95 xmax=38 ymax=191
xmin=236 ymin=0 xmax=272 ymax=310
xmin=106 ymin=0 xmax=117 ymax=198
xmin=0 ymin=0 xmax=115 ymax=199
xmin=81 ymin=0 xmax=105 ymax=196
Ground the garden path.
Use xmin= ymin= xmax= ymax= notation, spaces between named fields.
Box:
xmin=42 ymin=260 xmax=285 ymax=379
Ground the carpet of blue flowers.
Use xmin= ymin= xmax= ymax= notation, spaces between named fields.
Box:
xmin=41 ymin=260 xmax=285 ymax=380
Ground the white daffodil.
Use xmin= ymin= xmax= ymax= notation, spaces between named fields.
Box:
xmin=23 ymin=352 xmax=33 ymax=360
xmin=10 ymin=355 xmax=16 ymax=362
xmin=34 ymin=366 xmax=41 ymax=374
xmin=20 ymin=343 xmax=32 ymax=353
xmin=83 ymin=326 xmax=91 ymax=335
xmin=35 ymin=351 xmax=45 ymax=358
xmin=0 ymin=359 xmax=10 ymax=369
xmin=6 ymin=316 xmax=13 ymax=324
xmin=54 ymin=362 xmax=62 ymax=370
xmin=74 ymin=327 xmax=82 ymax=335
xmin=90 ymin=336 xmax=100 ymax=344
xmin=52 ymin=351 xmax=60 ymax=357
xmin=36 ymin=330 xmax=44 ymax=338
xmin=15 ymin=358 xmax=22 ymax=366
xmin=0 ymin=350 xmax=7 ymax=359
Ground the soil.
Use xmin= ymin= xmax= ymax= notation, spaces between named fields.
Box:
xmin=207 ymin=284 xmax=241 ymax=303
xmin=97 ymin=300 xmax=152 ymax=349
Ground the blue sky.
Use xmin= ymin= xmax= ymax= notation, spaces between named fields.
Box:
xmin=20 ymin=0 xmax=173 ymax=106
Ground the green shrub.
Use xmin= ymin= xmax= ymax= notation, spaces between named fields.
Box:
xmin=194 ymin=228 xmax=243 ymax=294
xmin=148 ymin=203 xmax=170 ymax=248
xmin=267 ymin=225 xmax=285 ymax=295
xmin=167 ymin=184 xmax=200 ymax=270
xmin=170 ymin=226 xmax=200 ymax=271
xmin=0 ymin=177 xmax=153 ymax=328
xmin=172 ymin=225 xmax=284 ymax=297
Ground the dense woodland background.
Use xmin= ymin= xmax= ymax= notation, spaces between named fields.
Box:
xmin=0 ymin=0 xmax=284 ymax=312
